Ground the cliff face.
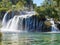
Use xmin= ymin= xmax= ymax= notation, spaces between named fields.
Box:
xmin=21 ymin=15 xmax=51 ymax=32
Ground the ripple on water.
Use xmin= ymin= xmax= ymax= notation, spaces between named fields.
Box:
xmin=1 ymin=32 xmax=60 ymax=45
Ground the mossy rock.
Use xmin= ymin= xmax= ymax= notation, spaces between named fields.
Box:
xmin=44 ymin=21 xmax=52 ymax=27
xmin=42 ymin=21 xmax=52 ymax=32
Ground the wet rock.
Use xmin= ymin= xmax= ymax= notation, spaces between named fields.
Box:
xmin=43 ymin=21 xmax=52 ymax=32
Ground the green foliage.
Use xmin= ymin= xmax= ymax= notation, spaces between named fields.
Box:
xmin=35 ymin=0 xmax=60 ymax=21
xmin=0 ymin=0 xmax=12 ymax=8
xmin=0 ymin=0 xmax=33 ymax=19
xmin=33 ymin=4 xmax=37 ymax=10
xmin=0 ymin=0 xmax=33 ymax=11
xmin=35 ymin=6 xmax=45 ymax=13
xmin=16 ymin=1 xmax=24 ymax=10
xmin=0 ymin=8 xmax=8 ymax=11
xmin=53 ymin=0 xmax=60 ymax=7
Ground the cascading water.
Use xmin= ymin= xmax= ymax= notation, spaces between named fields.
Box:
xmin=2 ymin=11 xmax=15 ymax=28
xmin=2 ymin=12 xmax=9 ymax=27
xmin=1 ymin=10 xmax=60 ymax=32
xmin=50 ymin=18 xmax=59 ymax=32
xmin=1 ymin=11 xmax=36 ymax=32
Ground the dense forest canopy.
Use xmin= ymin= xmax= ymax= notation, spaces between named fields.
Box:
xmin=0 ymin=0 xmax=33 ymax=19
xmin=35 ymin=0 xmax=60 ymax=21
xmin=0 ymin=0 xmax=60 ymax=21
xmin=0 ymin=0 xmax=33 ymax=10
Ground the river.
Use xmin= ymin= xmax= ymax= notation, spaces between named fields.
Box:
xmin=1 ymin=32 xmax=60 ymax=45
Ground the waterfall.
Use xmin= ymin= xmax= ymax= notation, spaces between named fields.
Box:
xmin=1 ymin=10 xmax=59 ymax=32
xmin=1 ymin=11 xmax=36 ymax=32
xmin=2 ymin=11 xmax=15 ymax=28
xmin=50 ymin=18 xmax=59 ymax=32
xmin=2 ymin=12 xmax=9 ymax=27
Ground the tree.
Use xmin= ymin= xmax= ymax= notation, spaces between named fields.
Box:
xmin=33 ymin=4 xmax=37 ymax=10
xmin=0 ymin=0 xmax=12 ymax=9
xmin=35 ymin=0 xmax=60 ymax=21
xmin=53 ymin=0 xmax=60 ymax=7
xmin=16 ymin=1 xmax=24 ymax=10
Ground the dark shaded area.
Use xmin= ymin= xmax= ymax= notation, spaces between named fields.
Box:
xmin=23 ymin=15 xmax=51 ymax=32
xmin=0 ymin=10 xmax=6 ymax=20
xmin=57 ymin=23 xmax=60 ymax=30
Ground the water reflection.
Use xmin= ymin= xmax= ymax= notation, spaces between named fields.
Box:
xmin=1 ymin=32 xmax=60 ymax=45
xmin=51 ymin=34 xmax=56 ymax=45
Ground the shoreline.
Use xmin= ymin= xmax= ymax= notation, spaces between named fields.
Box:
xmin=1 ymin=31 xmax=60 ymax=34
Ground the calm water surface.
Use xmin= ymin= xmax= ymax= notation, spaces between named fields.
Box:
xmin=1 ymin=32 xmax=60 ymax=45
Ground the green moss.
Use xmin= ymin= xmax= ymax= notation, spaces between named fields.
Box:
xmin=0 ymin=8 xmax=8 ymax=12
xmin=44 ymin=21 xmax=52 ymax=27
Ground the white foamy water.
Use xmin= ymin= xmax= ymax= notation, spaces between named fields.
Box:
xmin=1 ymin=11 xmax=60 ymax=32
xmin=50 ymin=18 xmax=59 ymax=32
xmin=2 ymin=12 xmax=9 ymax=27
xmin=1 ymin=11 xmax=36 ymax=32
